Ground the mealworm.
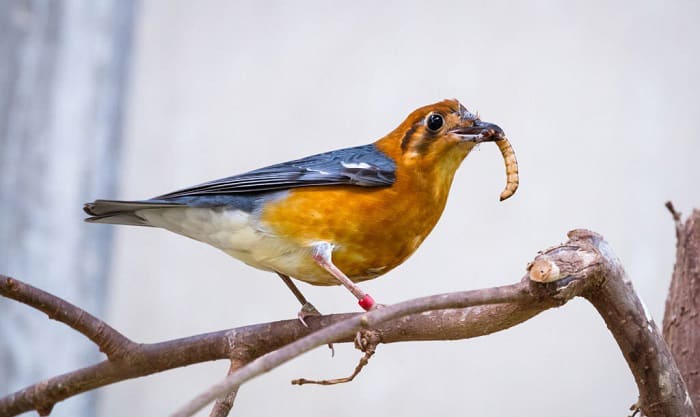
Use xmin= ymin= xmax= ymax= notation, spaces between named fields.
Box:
xmin=496 ymin=137 xmax=519 ymax=201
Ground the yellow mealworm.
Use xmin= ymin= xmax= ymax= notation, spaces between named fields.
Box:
xmin=496 ymin=137 xmax=519 ymax=201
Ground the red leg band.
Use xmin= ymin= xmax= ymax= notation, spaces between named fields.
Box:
xmin=358 ymin=294 xmax=375 ymax=311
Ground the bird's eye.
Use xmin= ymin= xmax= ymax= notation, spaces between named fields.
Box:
xmin=426 ymin=113 xmax=444 ymax=132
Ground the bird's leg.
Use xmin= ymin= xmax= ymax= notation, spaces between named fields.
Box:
xmin=278 ymin=273 xmax=336 ymax=355
xmin=311 ymin=242 xmax=376 ymax=311
xmin=277 ymin=273 xmax=321 ymax=327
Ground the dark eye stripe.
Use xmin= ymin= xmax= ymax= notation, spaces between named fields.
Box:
xmin=400 ymin=124 xmax=418 ymax=151
xmin=400 ymin=112 xmax=446 ymax=154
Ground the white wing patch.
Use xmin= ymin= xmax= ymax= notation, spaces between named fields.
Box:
xmin=307 ymin=168 xmax=331 ymax=175
xmin=341 ymin=161 xmax=373 ymax=169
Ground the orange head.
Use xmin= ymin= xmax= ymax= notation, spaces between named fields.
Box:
xmin=375 ymin=98 xmax=506 ymax=187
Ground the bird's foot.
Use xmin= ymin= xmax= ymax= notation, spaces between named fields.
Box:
xmin=297 ymin=302 xmax=335 ymax=356
xmin=297 ymin=302 xmax=322 ymax=328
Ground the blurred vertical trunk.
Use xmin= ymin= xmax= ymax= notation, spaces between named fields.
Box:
xmin=0 ymin=1 xmax=136 ymax=416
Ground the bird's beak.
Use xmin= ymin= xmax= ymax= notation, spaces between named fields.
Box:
xmin=449 ymin=120 xmax=505 ymax=143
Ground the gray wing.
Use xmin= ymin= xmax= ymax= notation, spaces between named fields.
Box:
xmin=156 ymin=143 xmax=396 ymax=199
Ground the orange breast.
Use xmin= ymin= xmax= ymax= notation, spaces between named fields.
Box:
xmin=259 ymin=143 xmax=462 ymax=284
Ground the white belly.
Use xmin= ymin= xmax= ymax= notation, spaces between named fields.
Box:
xmin=137 ymin=207 xmax=333 ymax=284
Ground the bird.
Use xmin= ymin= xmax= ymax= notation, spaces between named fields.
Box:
xmin=84 ymin=99 xmax=518 ymax=322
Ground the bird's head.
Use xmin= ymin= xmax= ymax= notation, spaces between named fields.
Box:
xmin=373 ymin=98 xmax=519 ymax=200
xmin=377 ymin=99 xmax=505 ymax=175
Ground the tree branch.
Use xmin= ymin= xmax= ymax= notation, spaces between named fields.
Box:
xmin=665 ymin=201 xmax=683 ymax=238
xmin=172 ymin=229 xmax=695 ymax=417
xmin=574 ymin=230 xmax=695 ymax=417
xmin=0 ymin=276 xmax=137 ymax=360
xmin=291 ymin=329 xmax=380 ymax=386
xmin=0 ymin=279 xmax=544 ymax=417
xmin=0 ymin=229 xmax=694 ymax=417
xmin=208 ymin=359 xmax=247 ymax=417
xmin=662 ymin=205 xmax=700 ymax=412
xmin=171 ymin=282 xmax=535 ymax=417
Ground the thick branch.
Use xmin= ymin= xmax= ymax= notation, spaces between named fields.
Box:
xmin=573 ymin=230 xmax=695 ymax=417
xmin=662 ymin=206 xmax=700 ymax=412
xmin=0 ymin=279 xmax=555 ymax=416
xmin=173 ymin=231 xmax=595 ymax=416
xmin=171 ymin=283 xmax=541 ymax=417
xmin=0 ymin=275 xmax=137 ymax=360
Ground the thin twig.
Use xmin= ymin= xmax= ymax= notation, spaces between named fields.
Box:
xmin=209 ymin=359 xmax=246 ymax=417
xmin=665 ymin=201 xmax=683 ymax=239
xmin=291 ymin=329 xmax=380 ymax=386
xmin=0 ymin=275 xmax=136 ymax=360
xmin=665 ymin=201 xmax=682 ymax=222
xmin=292 ymin=349 xmax=375 ymax=386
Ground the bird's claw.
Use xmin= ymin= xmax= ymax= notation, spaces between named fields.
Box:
xmin=368 ymin=303 xmax=386 ymax=311
xmin=296 ymin=303 xmax=334 ymax=355
xmin=297 ymin=302 xmax=322 ymax=328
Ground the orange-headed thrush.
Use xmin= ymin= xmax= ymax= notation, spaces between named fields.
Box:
xmin=85 ymin=99 xmax=518 ymax=320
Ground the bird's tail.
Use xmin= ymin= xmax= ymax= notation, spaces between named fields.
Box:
xmin=83 ymin=199 xmax=183 ymax=226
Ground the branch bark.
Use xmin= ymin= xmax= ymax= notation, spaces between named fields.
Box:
xmin=0 ymin=277 xmax=137 ymax=360
xmin=0 ymin=278 xmax=544 ymax=417
xmin=172 ymin=229 xmax=695 ymax=417
xmin=663 ymin=204 xmax=700 ymax=412
xmin=0 ymin=229 xmax=694 ymax=417
xmin=208 ymin=359 xmax=247 ymax=417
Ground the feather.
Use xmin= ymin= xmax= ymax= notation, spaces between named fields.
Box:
xmin=156 ymin=144 xmax=396 ymax=199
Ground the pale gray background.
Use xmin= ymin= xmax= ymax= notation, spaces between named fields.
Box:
xmin=17 ymin=0 xmax=700 ymax=416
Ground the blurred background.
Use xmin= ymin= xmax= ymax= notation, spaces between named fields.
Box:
xmin=1 ymin=1 xmax=699 ymax=416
